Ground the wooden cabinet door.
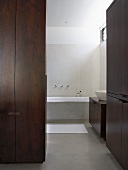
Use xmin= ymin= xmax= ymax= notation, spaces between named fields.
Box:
xmin=15 ymin=0 xmax=46 ymax=163
xmin=122 ymin=103 xmax=128 ymax=170
xmin=122 ymin=0 xmax=128 ymax=95
xmin=0 ymin=0 xmax=16 ymax=163
xmin=107 ymin=0 xmax=122 ymax=94
xmin=93 ymin=103 xmax=101 ymax=136
xmin=106 ymin=95 xmax=122 ymax=164
xmin=89 ymin=98 xmax=102 ymax=138
xmin=89 ymin=99 xmax=95 ymax=125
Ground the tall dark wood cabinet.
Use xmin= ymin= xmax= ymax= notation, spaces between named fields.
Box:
xmin=107 ymin=0 xmax=122 ymax=95
xmin=107 ymin=0 xmax=128 ymax=170
xmin=0 ymin=0 xmax=16 ymax=163
xmin=122 ymin=0 xmax=128 ymax=95
xmin=0 ymin=0 xmax=46 ymax=163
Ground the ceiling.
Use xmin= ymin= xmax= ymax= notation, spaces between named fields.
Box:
xmin=46 ymin=0 xmax=113 ymax=27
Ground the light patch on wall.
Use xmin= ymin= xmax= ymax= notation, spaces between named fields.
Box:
xmin=46 ymin=27 xmax=100 ymax=45
xmin=46 ymin=44 xmax=100 ymax=97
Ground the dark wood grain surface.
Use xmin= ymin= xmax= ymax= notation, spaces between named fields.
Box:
xmin=107 ymin=0 xmax=122 ymax=95
xmin=106 ymin=0 xmax=128 ymax=169
xmin=0 ymin=0 xmax=46 ymax=163
xmin=89 ymin=97 xmax=106 ymax=140
xmin=122 ymin=0 xmax=128 ymax=96
xmin=0 ymin=0 xmax=16 ymax=163
xmin=106 ymin=95 xmax=122 ymax=164
xmin=15 ymin=0 xmax=46 ymax=163
xmin=89 ymin=98 xmax=101 ymax=136
xmin=122 ymin=103 xmax=128 ymax=170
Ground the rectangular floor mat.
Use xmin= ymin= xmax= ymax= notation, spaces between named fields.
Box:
xmin=47 ymin=124 xmax=88 ymax=133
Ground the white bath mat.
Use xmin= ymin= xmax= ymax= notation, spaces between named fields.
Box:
xmin=47 ymin=124 xmax=88 ymax=134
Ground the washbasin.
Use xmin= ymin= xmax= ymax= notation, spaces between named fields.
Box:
xmin=95 ymin=90 xmax=106 ymax=101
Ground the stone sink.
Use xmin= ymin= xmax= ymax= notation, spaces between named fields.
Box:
xmin=95 ymin=90 xmax=106 ymax=101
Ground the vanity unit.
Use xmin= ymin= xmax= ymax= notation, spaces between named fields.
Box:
xmin=0 ymin=0 xmax=46 ymax=163
xmin=107 ymin=0 xmax=128 ymax=169
xmin=89 ymin=97 xmax=106 ymax=140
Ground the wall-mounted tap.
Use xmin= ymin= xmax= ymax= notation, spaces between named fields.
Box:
xmin=54 ymin=85 xmax=57 ymax=88
xmin=67 ymin=85 xmax=69 ymax=88
xmin=60 ymin=85 xmax=63 ymax=87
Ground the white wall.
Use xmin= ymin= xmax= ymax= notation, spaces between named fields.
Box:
xmin=47 ymin=27 xmax=100 ymax=45
xmin=100 ymin=41 xmax=106 ymax=90
xmin=46 ymin=27 xmax=100 ymax=97
xmin=99 ymin=0 xmax=114 ymax=90
xmin=46 ymin=0 xmax=113 ymax=97
xmin=47 ymin=44 xmax=100 ymax=97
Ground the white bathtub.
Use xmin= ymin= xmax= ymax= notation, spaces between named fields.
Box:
xmin=47 ymin=97 xmax=89 ymax=123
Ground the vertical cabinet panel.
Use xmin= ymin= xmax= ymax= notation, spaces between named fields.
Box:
xmin=122 ymin=103 xmax=128 ymax=170
xmin=122 ymin=0 xmax=128 ymax=95
xmin=106 ymin=96 xmax=122 ymax=164
xmin=107 ymin=0 xmax=122 ymax=94
xmin=89 ymin=99 xmax=100 ymax=133
xmin=0 ymin=0 xmax=46 ymax=163
xmin=92 ymin=103 xmax=101 ymax=135
xmin=89 ymin=99 xmax=95 ymax=125
xmin=15 ymin=0 xmax=46 ymax=163
xmin=89 ymin=98 xmax=106 ymax=140
xmin=0 ymin=0 xmax=16 ymax=163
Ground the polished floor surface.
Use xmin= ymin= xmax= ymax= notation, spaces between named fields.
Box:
xmin=0 ymin=123 xmax=123 ymax=170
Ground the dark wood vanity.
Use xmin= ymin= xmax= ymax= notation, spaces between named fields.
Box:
xmin=89 ymin=97 xmax=106 ymax=140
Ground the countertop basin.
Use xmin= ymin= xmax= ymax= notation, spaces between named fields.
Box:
xmin=95 ymin=90 xmax=106 ymax=101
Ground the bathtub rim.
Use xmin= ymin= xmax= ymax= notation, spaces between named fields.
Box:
xmin=47 ymin=97 xmax=89 ymax=102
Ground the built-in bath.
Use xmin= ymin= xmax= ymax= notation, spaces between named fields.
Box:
xmin=47 ymin=97 xmax=89 ymax=123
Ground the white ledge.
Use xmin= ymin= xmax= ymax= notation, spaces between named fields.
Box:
xmin=47 ymin=97 xmax=89 ymax=102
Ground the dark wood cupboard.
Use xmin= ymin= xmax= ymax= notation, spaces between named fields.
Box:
xmin=0 ymin=0 xmax=16 ymax=163
xmin=122 ymin=103 xmax=128 ymax=169
xmin=0 ymin=0 xmax=46 ymax=163
xmin=106 ymin=96 xmax=122 ymax=164
xmin=107 ymin=0 xmax=128 ymax=169
xmin=107 ymin=0 xmax=122 ymax=95
xmin=122 ymin=0 xmax=128 ymax=95
xmin=106 ymin=94 xmax=128 ymax=169
xmin=107 ymin=0 xmax=128 ymax=96
xmin=89 ymin=97 xmax=106 ymax=140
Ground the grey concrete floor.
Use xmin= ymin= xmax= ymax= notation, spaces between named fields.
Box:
xmin=0 ymin=123 xmax=123 ymax=170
